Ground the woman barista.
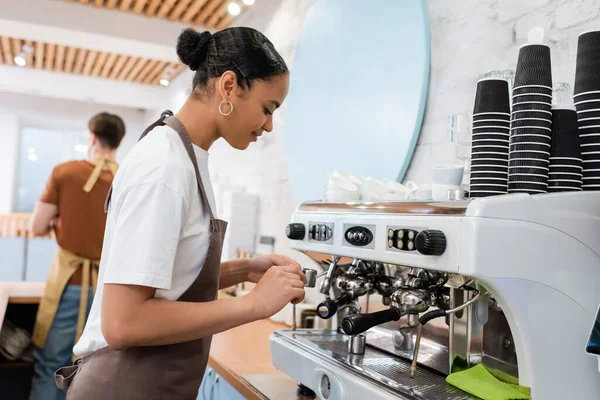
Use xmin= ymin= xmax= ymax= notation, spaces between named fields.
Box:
xmin=29 ymin=112 xmax=125 ymax=400
xmin=57 ymin=27 xmax=306 ymax=399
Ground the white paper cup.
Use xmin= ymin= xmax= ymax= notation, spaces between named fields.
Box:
xmin=432 ymin=165 xmax=464 ymax=186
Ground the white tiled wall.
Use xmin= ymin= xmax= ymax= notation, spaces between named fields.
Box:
xmin=206 ymin=0 xmax=600 ymax=261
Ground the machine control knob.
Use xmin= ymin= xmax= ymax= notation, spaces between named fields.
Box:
xmin=415 ymin=230 xmax=446 ymax=256
xmin=286 ymin=223 xmax=306 ymax=240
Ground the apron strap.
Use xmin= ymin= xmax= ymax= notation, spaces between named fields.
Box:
xmin=104 ymin=110 xmax=216 ymax=220
xmin=104 ymin=110 xmax=174 ymax=212
xmin=164 ymin=115 xmax=216 ymax=220
xmin=83 ymin=157 xmax=118 ymax=193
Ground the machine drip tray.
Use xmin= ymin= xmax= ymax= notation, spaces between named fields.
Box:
xmin=275 ymin=330 xmax=475 ymax=400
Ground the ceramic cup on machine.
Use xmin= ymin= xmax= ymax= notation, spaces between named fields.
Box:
xmin=431 ymin=165 xmax=465 ymax=200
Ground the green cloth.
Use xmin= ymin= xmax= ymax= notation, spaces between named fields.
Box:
xmin=446 ymin=364 xmax=531 ymax=400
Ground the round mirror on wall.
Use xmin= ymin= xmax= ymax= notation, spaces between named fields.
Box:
xmin=283 ymin=0 xmax=431 ymax=203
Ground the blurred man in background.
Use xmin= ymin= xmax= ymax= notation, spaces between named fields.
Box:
xmin=28 ymin=112 xmax=125 ymax=400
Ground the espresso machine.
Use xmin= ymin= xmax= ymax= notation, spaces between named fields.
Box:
xmin=270 ymin=192 xmax=600 ymax=399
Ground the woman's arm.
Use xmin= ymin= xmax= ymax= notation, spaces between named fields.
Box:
xmin=102 ymin=264 xmax=305 ymax=350
xmin=219 ymin=258 xmax=249 ymax=289
xmin=219 ymin=254 xmax=303 ymax=289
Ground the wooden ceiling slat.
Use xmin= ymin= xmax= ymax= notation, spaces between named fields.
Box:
xmin=144 ymin=0 xmax=161 ymax=17
xmin=100 ymin=53 xmax=118 ymax=78
xmin=216 ymin=13 xmax=234 ymax=30
xmin=91 ymin=52 xmax=109 ymax=76
xmin=1 ymin=37 xmax=14 ymax=66
xmin=117 ymin=56 xmax=138 ymax=80
xmin=73 ymin=49 xmax=88 ymax=74
xmin=181 ymin=0 xmax=208 ymax=23
xmin=108 ymin=55 xmax=129 ymax=79
xmin=145 ymin=60 xmax=168 ymax=84
xmin=64 ymin=46 xmax=77 ymax=73
xmin=204 ymin=0 xmax=230 ymax=28
xmin=34 ymin=42 xmax=44 ymax=69
xmin=94 ymin=0 xmax=104 ymax=7
xmin=106 ymin=0 xmax=118 ymax=9
xmin=80 ymin=0 xmax=90 ymax=4
xmin=0 ymin=40 xmax=4 ymax=64
xmin=156 ymin=0 xmax=177 ymax=19
xmin=55 ymin=45 xmax=66 ymax=72
xmin=25 ymin=40 xmax=34 ymax=66
xmin=125 ymin=57 xmax=147 ymax=81
xmin=171 ymin=63 xmax=186 ymax=80
xmin=193 ymin=0 xmax=224 ymax=26
xmin=169 ymin=0 xmax=193 ymax=21
xmin=151 ymin=62 xmax=178 ymax=84
xmin=44 ymin=44 xmax=56 ymax=71
xmin=82 ymin=50 xmax=98 ymax=75
xmin=119 ymin=0 xmax=134 ymax=11
xmin=134 ymin=59 xmax=158 ymax=82
xmin=132 ymin=0 xmax=147 ymax=14
xmin=11 ymin=38 xmax=22 ymax=64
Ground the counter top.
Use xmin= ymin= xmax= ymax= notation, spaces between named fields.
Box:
xmin=208 ymin=315 xmax=315 ymax=400
xmin=0 ymin=282 xmax=44 ymax=323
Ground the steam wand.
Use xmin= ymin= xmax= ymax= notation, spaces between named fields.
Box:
xmin=410 ymin=289 xmax=481 ymax=378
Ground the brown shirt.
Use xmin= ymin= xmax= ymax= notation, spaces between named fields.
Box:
xmin=39 ymin=160 xmax=114 ymax=259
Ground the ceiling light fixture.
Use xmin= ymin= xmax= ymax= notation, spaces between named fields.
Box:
xmin=14 ymin=45 xmax=34 ymax=67
xmin=159 ymin=66 xmax=175 ymax=87
xmin=242 ymin=0 xmax=255 ymax=5
xmin=228 ymin=2 xmax=241 ymax=16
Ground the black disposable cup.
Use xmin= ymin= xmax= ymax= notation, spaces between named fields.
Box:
xmin=514 ymin=44 xmax=552 ymax=88
xmin=510 ymin=134 xmax=552 ymax=145
xmin=473 ymin=112 xmax=511 ymax=121
xmin=510 ymin=166 xmax=549 ymax=175
xmin=471 ymin=164 xmax=509 ymax=172
xmin=576 ymin=109 xmax=600 ymax=120
xmin=580 ymin=133 xmax=600 ymax=145
xmin=509 ymin=158 xmax=550 ymax=168
xmin=512 ymin=109 xmax=553 ymax=120
xmin=473 ymin=120 xmax=511 ymax=129
xmin=469 ymin=191 xmax=507 ymax=198
xmin=472 ymin=139 xmax=509 ymax=148
xmin=472 ymin=152 xmax=509 ymax=161
xmin=574 ymin=31 xmax=600 ymax=95
xmin=473 ymin=78 xmax=511 ymax=114
xmin=509 ymin=174 xmax=548 ymax=183
xmin=510 ymin=143 xmax=551 ymax=153
xmin=512 ymin=102 xmax=553 ymax=112
xmin=512 ymin=94 xmax=553 ymax=105
xmin=470 ymin=183 xmax=509 ymax=192
xmin=511 ymin=118 xmax=552 ymax=130
xmin=575 ymin=101 xmax=600 ymax=111
xmin=512 ymin=85 xmax=553 ymax=96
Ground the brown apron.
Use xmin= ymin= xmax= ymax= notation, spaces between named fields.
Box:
xmin=55 ymin=110 xmax=228 ymax=400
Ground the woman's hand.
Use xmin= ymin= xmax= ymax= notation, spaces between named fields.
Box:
xmin=246 ymin=265 xmax=307 ymax=319
xmin=246 ymin=253 xmax=301 ymax=283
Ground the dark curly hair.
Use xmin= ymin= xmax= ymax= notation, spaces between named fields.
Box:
xmin=176 ymin=27 xmax=288 ymax=94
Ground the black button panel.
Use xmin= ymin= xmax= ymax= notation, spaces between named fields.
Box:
xmin=308 ymin=223 xmax=333 ymax=242
xmin=387 ymin=228 xmax=419 ymax=252
xmin=345 ymin=226 xmax=373 ymax=247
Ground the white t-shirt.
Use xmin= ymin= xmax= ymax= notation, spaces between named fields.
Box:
xmin=74 ymin=125 xmax=216 ymax=357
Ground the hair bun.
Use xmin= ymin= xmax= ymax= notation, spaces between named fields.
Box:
xmin=176 ymin=28 xmax=212 ymax=71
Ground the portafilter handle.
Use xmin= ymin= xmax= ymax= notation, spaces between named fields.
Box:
xmin=341 ymin=307 xmax=403 ymax=335
xmin=317 ymin=292 xmax=352 ymax=319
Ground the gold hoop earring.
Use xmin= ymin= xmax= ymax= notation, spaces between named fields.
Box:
xmin=219 ymin=100 xmax=234 ymax=116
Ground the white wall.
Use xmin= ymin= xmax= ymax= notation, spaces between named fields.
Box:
xmin=196 ymin=0 xmax=600 ymax=263
xmin=0 ymin=92 xmax=147 ymax=212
